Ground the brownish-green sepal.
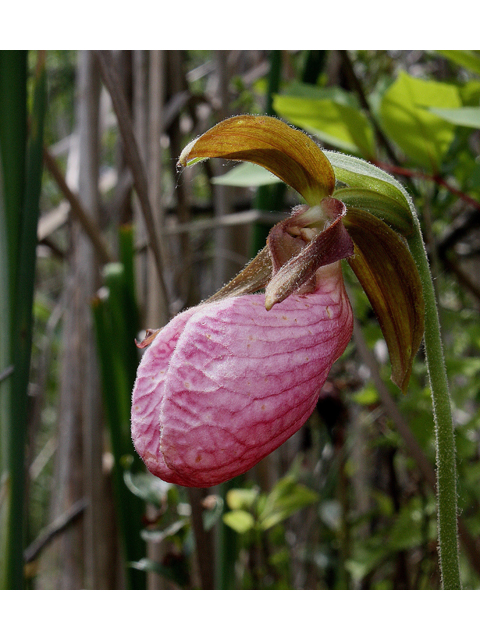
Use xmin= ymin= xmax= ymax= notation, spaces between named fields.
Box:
xmin=206 ymin=245 xmax=273 ymax=303
xmin=334 ymin=187 xmax=414 ymax=237
xmin=178 ymin=115 xmax=335 ymax=205
xmin=343 ymin=208 xmax=425 ymax=393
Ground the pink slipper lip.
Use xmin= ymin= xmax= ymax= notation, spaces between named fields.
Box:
xmin=131 ymin=262 xmax=353 ymax=488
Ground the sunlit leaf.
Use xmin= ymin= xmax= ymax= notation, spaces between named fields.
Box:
xmin=274 ymin=93 xmax=376 ymax=158
xmin=280 ymin=81 xmax=360 ymax=108
xmin=344 ymin=208 xmax=425 ymax=393
xmin=379 ymin=71 xmax=461 ymax=171
xmin=437 ymin=50 xmax=480 ymax=76
xmin=223 ymin=509 xmax=255 ymax=534
xmin=225 ymin=488 xmax=259 ymax=511
xmin=427 ymin=106 xmax=480 ymax=129
xmin=258 ymin=475 xmax=318 ymax=530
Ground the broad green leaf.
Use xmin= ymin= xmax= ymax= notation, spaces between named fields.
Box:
xmin=380 ymin=71 xmax=461 ymax=171
xmin=258 ymin=475 xmax=318 ymax=531
xmin=325 ymin=150 xmax=415 ymax=231
xmin=437 ymin=50 xmax=480 ymax=76
xmin=274 ymin=93 xmax=376 ymax=158
xmin=211 ymin=161 xmax=281 ymax=187
xmin=344 ymin=208 xmax=425 ymax=393
xmin=179 ymin=115 xmax=335 ymax=204
xmin=0 ymin=51 xmax=46 ymax=589
xmin=459 ymin=80 xmax=480 ymax=106
xmin=280 ymin=81 xmax=360 ymax=108
xmin=428 ymin=106 xmax=480 ymax=129
xmin=222 ymin=509 xmax=255 ymax=534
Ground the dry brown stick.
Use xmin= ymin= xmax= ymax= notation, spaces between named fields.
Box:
xmin=24 ymin=498 xmax=87 ymax=564
xmin=95 ymin=50 xmax=170 ymax=312
xmin=43 ymin=147 xmax=113 ymax=265
xmin=187 ymin=487 xmax=215 ymax=589
xmin=339 ymin=50 xmax=400 ymax=166
xmin=353 ymin=318 xmax=480 ymax=577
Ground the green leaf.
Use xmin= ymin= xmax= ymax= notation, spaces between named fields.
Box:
xmin=258 ymin=475 xmax=318 ymax=531
xmin=379 ymin=71 xmax=461 ymax=171
xmin=437 ymin=50 xmax=480 ymax=76
xmin=212 ymin=162 xmax=281 ymax=187
xmin=222 ymin=509 xmax=255 ymax=534
xmin=428 ymin=106 xmax=480 ymax=128
xmin=0 ymin=51 xmax=46 ymax=589
xmin=274 ymin=93 xmax=376 ymax=158
xmin=225 ymin=487 xmax=259 ymax=511
xmin=352 ymin=382 xmax=379 ymax=406
xmin=279 ymin=81 xmax=360 ymax=108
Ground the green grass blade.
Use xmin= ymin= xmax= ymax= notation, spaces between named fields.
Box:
xmin=0 ymin=51 xmax=47 ymax=589
xmin=92 ymin=252 xmax=146 ymax=589
xmin=0 ymin=51 xmax=27 ymax=314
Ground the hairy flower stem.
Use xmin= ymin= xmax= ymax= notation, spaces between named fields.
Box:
xmin=408 ymin=221 xmax=461 ymax=590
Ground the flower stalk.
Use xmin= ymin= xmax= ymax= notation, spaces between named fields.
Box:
xmin=407 ymin=220 xmax=461 ymax=590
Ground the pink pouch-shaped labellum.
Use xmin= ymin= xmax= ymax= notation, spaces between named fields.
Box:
xmin=131 ymin=262 xmax=353 ymax=488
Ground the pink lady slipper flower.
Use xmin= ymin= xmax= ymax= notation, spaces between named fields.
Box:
xmin=131 ymin=116 xmax=425 ymax=488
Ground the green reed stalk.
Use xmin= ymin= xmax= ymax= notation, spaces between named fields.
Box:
xmin=0 ymin=51 xmax=46 ymax=589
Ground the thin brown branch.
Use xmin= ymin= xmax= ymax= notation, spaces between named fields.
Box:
xmin=375 ymin=160 xmax=480 ymax=212
xmin=24 ymin=498 xmax=87 ymax=564
xmin=43 ymin=147 xmax=114 ymax=265
xmin=339 ymin=50 xmax=400 ymax=165
xmin=94 ymin=50 xmax=170 ymax=313
xmin=353 ymin=318 xmax=480 ymax=577
xmin=187 ymin=488 xmax=215 ymax=589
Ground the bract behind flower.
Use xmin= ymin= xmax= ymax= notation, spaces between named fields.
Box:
xmin=131 ymin=263 xmax=353 ymax=487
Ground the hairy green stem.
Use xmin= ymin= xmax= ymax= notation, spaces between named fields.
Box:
xmin=408 ymin=220 xmax=461 ymax=590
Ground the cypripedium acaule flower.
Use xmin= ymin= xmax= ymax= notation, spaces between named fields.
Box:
xmin=131 ymin=115 xmax=424 ymax=489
